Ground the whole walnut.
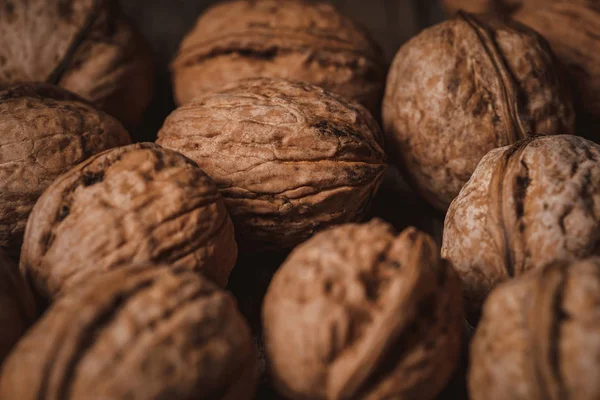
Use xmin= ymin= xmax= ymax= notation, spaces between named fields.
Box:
xmin=263 ymin=220 xmax=464 ymax=400
xmin=0 ymin=264 xmax=258 ymax=400
xmin=0 ymin=83 xmax=130 ymax=259
xmin=442 ymin=135 xmax=600 ymax=321
xmin=382 ymin=12 xmax=575 ymax=211
xmin=171 ymin=0 xmax=386 ymax=115
xmin=158 ymin=78 xmax=386 ymax=251
xmin=515 ymin=2 xmax=600 ymax=139
xmin=20 ymin=143 xmax=237 ymax=301
xmin=0 ymin=0 xmax=154 ymax=127
xmin=0 ymin=250 xmax=36 ymax=364
xmin=469 ymin=258 xmax=600 ymax=399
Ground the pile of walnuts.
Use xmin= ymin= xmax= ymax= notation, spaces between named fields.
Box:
xmin=0 ymin=0 xmax=599 ymax=399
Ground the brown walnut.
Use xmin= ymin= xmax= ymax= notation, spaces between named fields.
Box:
xmin=0 ymin=0 xmax=154 ymax=127
xmin=0 ymin=264 xmax=258 ymax=400
xmin=515 ymin=2 xmax=600 ymax=139
xmin=0 ymin=83 xmax=130 ymax=259
xmin=0 ymin=249 xmax=36 ymax=364
xmin=262 ymin=220 xmax=464 ymax=400
xmin=469 ymin=258 xmax=600 ymax=399
xmin=158 ymin=78 xmax=386 ymax=251
xmin=442 ymin=135 xmax=600 ymax=321
xmin=441 ymin=0 xmax=525 ymax=15
xmin=382 ymin=12 xmax=575 ymax=211
xmin=20 ymin=143 xmax=237 ymax=301
xmin=171 ymin=0 xmax=386 ymax=115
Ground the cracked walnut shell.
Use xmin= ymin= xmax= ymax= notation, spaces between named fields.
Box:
xmin=263 ymin=220 xmax=464 ymax=400
xmin=20 ymin=143 xmax=237 ymax=301
xmin=171 ymin=0 xmax=386 ymax=115
xmin=0 ymin=249 xmax=36 ymax=364
xmin=0 ymin=0 xmax=154 ymax=127
xmin=469 ymin=258 xmax=600 ymax=400
xmin=382 ymin=12 xmax=574 ymax=211
xmin=0 ymin=264 xmax=258 ymax=400
xmin=442 ymin=135 xmax=600 ymax=321
xmin=0 ymin=83 xmax=131 ymax=259
xmin=158 ymin=78 xmax=386 ymax=251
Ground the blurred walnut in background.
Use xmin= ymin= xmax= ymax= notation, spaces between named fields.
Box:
xmin=0 ymin=0 xmax=154 ymax=127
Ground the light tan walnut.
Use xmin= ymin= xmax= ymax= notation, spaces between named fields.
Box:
xmin=0 ymin=83 xmax=131 ymax=259
xmin=158 ymin=78 xmax=386 ymax=251
xmin=263 ymin=220 xmax=464 ymax=400
xmin=0 ymin=264 xmax=258 ymax=400
xmin=470 ymin=258 xmax=600 ymax=400
xmin=442 ymin=135 xmax=600 ymax=321
xmin=20 ymin=143 xmax=237 ymax=301
xmin=383 ymin=12 xmax=574 ymax=211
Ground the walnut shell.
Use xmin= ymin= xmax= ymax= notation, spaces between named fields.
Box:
xmin=262 ymin=220 xmax=464 ymax=400
xmin=441 ymin=0 xmax=524 ymax=15
xmin=469 ymin=257 xmax=600 ymax=400
xmin=158 ymin=78 xmax=387 ymax=251
xmin=0 ymin=83 xmax=131 ymax=259
xmin=20 ymin=143 xmax=237 ymax=300
xmin=171 ymin=0 xmax=386 ymax=115
xmin=442 ymin=135 xmax=600 ymax=321
xmin=0 ymin=249 xmax=36 ymax=364
xmin=515 ymin=2 xmax=600 ymax=139
xmin=0 ymin=0 xmax=154 ymax=127
xmin=0 ymin=264 xmax=258 ymax=400
xmin=382 ymin=12 xmax=575 ymax=211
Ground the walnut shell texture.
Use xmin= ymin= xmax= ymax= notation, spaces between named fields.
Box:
xmin=442 ymin=135 xmax=600 ymax=320
xmin=0 ymin=83 xmax=131 ymax=259
xmin=171 ymin=0 xmax=386 ymax=115
xmin=0 ymin=0 xmax=154 ymax=126
xmin=158 ymin=78 xmax=387 ymax=251
xmin=382 ymin=12 xmax=575 ymax=211
xmin=0 ymin=249 xmax=36 ymax=364
xmin=0 ymin=264 xmax=258 ymax=400
xmin=20 ymin=143 xmax=237 ymax=300
xmin=263 ymin=220 xmax=464 ymax=400
xmin=469 ymin=258 xmax=600 ymax=400
xmin=515 ymin=2 xmax=600 ymax=138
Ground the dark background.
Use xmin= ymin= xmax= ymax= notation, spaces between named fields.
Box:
xmin=118 ymin=1 xmax=465 ymax=399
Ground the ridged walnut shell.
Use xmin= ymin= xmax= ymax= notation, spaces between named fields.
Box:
xmin=469 ymin=258 xmax=600 ymax=400
xmin=171 ymin=0 xmax=386 ymax=115
xmin=0 ymin=0 xmax=154 ymax=127
xmin=382 ymin=12 xmax=575 ymax=211
xmin=158 ymin=78 xmax=386 ymax=251
xmin=20 ymin=143 xmax=237 ymax=301
xmin=0 ymin=264 xmax=258 ymax=400
xmin=442 ymin=135 xmax=600 ymax=321
xmin=0 ymin=249 xmax=36 ymax=364
xmin=515 ymin=2 xmax=600 ymax=138
xmin=263 ymin=220 xmax=464 ymax=400
xmin=0 ymin=83 xmax=130 ymax=259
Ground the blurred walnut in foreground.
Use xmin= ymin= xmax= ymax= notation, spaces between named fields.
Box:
xmin=470 ymin=258 xmax=600 ymax=399
xmin=0 ymin=264 xmax=258 ymax=400
xmin=158 ymin=78 xmax=386 ymax=251
xmin=263 ymin=220 xmax=464 ymax=400
xmin=171 ymin=0 xmax=386 ymax=115
xmin=0 ymin=0 xmax=154 ymax=127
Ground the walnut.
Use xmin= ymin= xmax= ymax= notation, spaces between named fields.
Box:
xmin=382 ymin=12 xmax=575 ymax=211
xmin=442 ymin=135 xmax=600 ymax=321
xmin=0 ymin=0 xmax=154 ymax=127
xmin=0 ymin=83 xmax=131 ymax=260
xmin=171 ymin=0 xmax=386 ymax=115
xmin=469 ymin=257 xmax=600 ymax=399
xmin=441 ymin=0 xmax=525 ymax=15
xmin=0 ymin=264 xmax=258 ymax=399
xmin=0 ymin=250 xmax=36 ymax=364
xmin=157 ymin=78 xmax=387 ymax=251
xmin=20 ymin=143 xmax=237 ymax=301
xmin=515 ymin=2 xmax=600 ymax=139
xmin=262 ymin=220 xmax=464 ymax=400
